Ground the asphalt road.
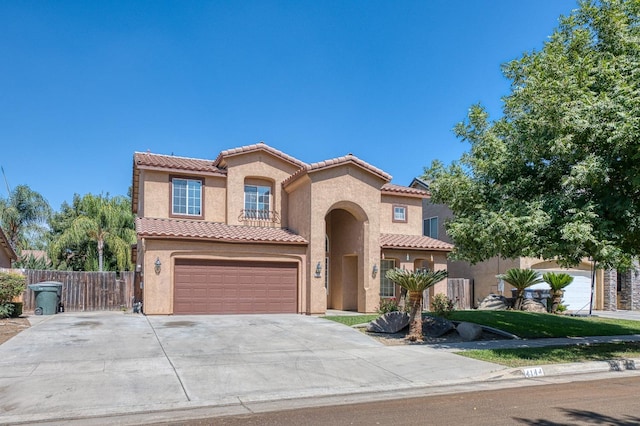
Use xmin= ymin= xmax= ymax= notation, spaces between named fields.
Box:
xmin=153 ymin=376 xmax=640 ymax=426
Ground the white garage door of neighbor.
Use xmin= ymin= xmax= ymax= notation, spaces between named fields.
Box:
xmin=529 ymin=270 xmax=593 ymax=313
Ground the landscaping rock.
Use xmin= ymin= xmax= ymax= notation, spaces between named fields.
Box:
xmin=521 ymin=298 xmax=547 ymax=313
xmin=422 ymin=315 xmax=455 ymax=337
xmin=366 ymin=311 xmax=409 ymax=333
xmin=456 ymin=321 xmax=483 ymax=341
xmin=477 ymin=294 xmax=510 ymax=310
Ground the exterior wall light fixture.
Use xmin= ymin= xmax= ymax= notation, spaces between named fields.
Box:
xmin=314 ymin=261 xmax=322 ymax=278
xmin=372 ymin=263 xmax=378 ymax=278
xmin=154 ymin=257 xmax=162 ymax=275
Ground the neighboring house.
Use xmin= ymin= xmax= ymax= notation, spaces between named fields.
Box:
xmin=0 ymin=226 xmax=17 ymax=268
xmin=132 ymin=143 xmax=453 ymax=315
xmin=410 ymin=177 xmax=640 ymax=311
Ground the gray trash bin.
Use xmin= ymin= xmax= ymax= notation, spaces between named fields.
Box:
xmin=28 ymin=281 xmax=63 ymax=315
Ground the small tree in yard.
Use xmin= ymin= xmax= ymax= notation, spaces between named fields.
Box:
xmin=543 ymin=272 xmax=574 ymax=314
xmin=0 ymin=271 xmax=26 ymax=318
xmin=500 ymin=268 xmax=543 ymax=310
xmin=385 ymin=268 xmax=448 ymax=341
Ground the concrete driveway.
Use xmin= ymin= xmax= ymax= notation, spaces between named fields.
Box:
xmin=0 ymin=312 xmax=503 ymax=424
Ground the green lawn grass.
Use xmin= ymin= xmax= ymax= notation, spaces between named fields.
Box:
xmin=322 ymin=314 xmax=380 ymax=326
xmin=323 ymin=311 xmax=640 ymax=366
xmin=444 ymin=310 xmax=640 ymax=339
xmin=325 ymin=311 xmax=640 ymax=338
xmin=459 ymin=342 xmax=640 ymax=367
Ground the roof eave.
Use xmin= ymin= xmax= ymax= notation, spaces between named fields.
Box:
xmin=137 ymin=233 xmax=308 ymax=245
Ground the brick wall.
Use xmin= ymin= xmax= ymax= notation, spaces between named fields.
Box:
xmin=602 ymin=268 xmax=617 ymax=311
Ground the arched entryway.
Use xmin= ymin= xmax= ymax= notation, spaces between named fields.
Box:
xmin=325 ymin=203 xmax=366 ymax=311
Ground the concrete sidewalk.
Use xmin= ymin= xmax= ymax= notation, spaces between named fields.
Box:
xmin=1 ymin=311 xmax=640 ymax=425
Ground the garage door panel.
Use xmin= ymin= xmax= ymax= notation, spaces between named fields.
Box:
xmin=174 ymin=259 xmax=297 ymax=314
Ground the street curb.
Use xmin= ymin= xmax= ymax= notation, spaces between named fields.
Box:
xmin=6 ymin=357 xmax=640 ymax=425
xmin=481 ymin=357 xmax=640 ymax=381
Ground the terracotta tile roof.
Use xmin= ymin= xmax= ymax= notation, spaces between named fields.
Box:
xmin=380 ymin=233 xmax=453 ymax=251
xmin=381 ymin=183 xmax=429 ymax=198
xmin=0 ymin=227 xmax=17 ymax=261
xmin=213 ymin=142 xmax=307 ymax=168
xmin=136 ymin=217 xmax=308 ymax=245
xmin=134 ymin=152 xmax=225 ymax=175
xmin=283 ymin=154 xmax=392 ymax=188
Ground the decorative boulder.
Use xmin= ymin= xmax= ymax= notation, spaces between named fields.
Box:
xmin=457 ymin=321 xmax=483 ymax=341
xmin=521 ymin=299 xmax=547 ymax=313
xmin=477 ymin=294 xmax=510 ymax=311
xmin=422 ymin=315 xmax=455 ymax=337
xmin=366 ymin=311 xmax=410 ymax=333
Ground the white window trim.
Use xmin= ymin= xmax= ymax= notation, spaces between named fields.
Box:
xmin=171 ymin=177 xmax=203 ymax=217
xmin=393 ymin=205 xmax=407 ymax=223
xmin=380 ymin=259 xmax=396 ymax=298
xmin=244 ymin=184 xmax=272 ymax=219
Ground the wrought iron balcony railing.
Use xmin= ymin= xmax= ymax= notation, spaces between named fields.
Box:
xmin=238 ymin=209 xmax=281 ymax=226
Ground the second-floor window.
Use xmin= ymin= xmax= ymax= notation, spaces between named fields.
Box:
xmin=244 ymin=185 xmax=271 ymax=219
xmin=172 ymin=177 xmax=202 ymax=217
xmin=424 ymin=217 xmax=438 ymax=239
xmin=393 ymin=205 xmax=407 ymax=223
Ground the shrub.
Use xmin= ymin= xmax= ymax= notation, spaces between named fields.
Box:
xmin=500 ymin=268 xmax=543 ymax=310
xmin=0 ymin=271 xmax=26 ymax=303
xmin=0 ymin=303 xmax=14 ymax=318
xmin=377 ymin=297 xmax=399 ymax=314
xmin=431 ymin=293 xmax=456 ymax=318
xmin=0 ymin=272 xmax=26 ymax=319
xmin=542 ymin=272 xmax=574 ymax=314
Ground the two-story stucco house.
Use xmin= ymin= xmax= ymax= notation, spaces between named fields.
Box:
xmin=132 ymin=142 xmax=453 ymax=315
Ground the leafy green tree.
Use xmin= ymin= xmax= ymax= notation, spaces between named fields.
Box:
xmin=385 ymin=268 xmax=448 ymax=341
xmin=425 ymin=0 xmax=640 ymax=270
xmin=542 ymin=272 xmax=574 ymax=314
xmin=49 ymin=194 xmax=136 ymax=271
xmin=0 ymin=185 xmax=51 ymax=251
xmin=500 ymin=268 xmax=543 ymax=310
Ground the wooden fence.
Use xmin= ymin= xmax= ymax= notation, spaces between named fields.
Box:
xmin=1 ymin=268 xmax=136 ymax=312
xmin=447 ymin=278 xmax=474 ymax=310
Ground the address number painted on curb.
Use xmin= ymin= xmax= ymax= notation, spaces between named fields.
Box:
xmin=522 ymin=367 xmax=544 ymax=378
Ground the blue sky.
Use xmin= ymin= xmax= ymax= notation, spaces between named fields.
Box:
xmin=1 ymin=1 xmax=577 ymax=211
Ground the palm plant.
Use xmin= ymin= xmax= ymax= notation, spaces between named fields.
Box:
xmin=0 ymin=185 xmax=51 ymax=251
xmin=500 ymin=268 xmax=543 ymax=310
xmin=385 ymin=268 xmax=448 ymax=341
xmin=542 ymin=272 xmax=573 ymax=314
xmin=50 ymin=194 xmax=136 ymax=271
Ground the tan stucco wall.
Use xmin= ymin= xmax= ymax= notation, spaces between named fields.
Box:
xmin=286 ymin=165 xmax=386 ymax=314
xmin=284 ymin=175 xmax=314 ymax=312
xmin=380 ymin=195 xmax=423 ymax=236
xmin=140 ymin=170 xmax=226 ymax=222
xmin=140 ymin=238 xmax=308 ymax=315
xmin=223 ymin=151 xmax=300 ymax=228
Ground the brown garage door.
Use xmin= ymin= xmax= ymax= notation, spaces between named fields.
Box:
xmin=173 ymin=259 xmax=298 ymax=314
